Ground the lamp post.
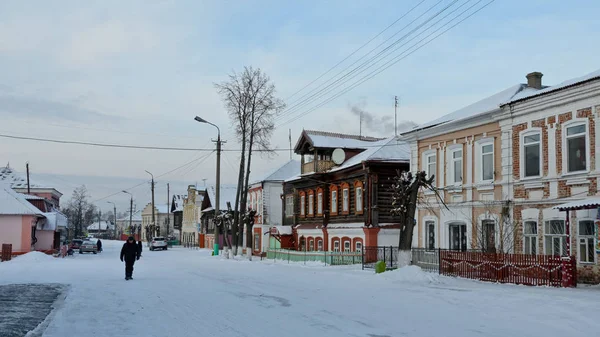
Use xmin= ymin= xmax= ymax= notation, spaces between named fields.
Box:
xmin=122 ymin=190 xmax=134 ymax=240
xmin=194 ymin=116 xmax=222 ymax=255
xmin=107 ymin=201 xmax=117 ymax=239
xmin=145 ymin=170 xmax=155 ymax=241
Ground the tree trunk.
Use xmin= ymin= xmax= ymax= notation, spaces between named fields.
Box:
xmin=243 ymin=125 xmax=256 ymax=251
xmin=398 ymin=178 xmax=420 ymax=251
xmin=231 ymin=135 xmax=247 ymax=254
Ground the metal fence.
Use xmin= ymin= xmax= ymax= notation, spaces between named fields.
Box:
xmin=266 ymin=249 xmax=362 ymax=266
xmin=362 ymin=246 xmax=399 ymax=270
xmin=411 ymin=248 xmax=440 ymax=273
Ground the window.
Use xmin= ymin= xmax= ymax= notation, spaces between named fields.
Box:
xmin=317 ymin=239 xmax=323 ymax=251
xmin=285 ymin=195 xmax=294 ymax=217
xmin=481 ymin=220 xmax=496 ymax=253
xmin=449 ymin=222 xmax=467 ymax=251
xmin=566 ymin=124 xmax=587 ymax=172
xmin=330 ymin=187 xmax=338 ymax=215
xmin=300 ymin=193 xmax=306 ymax=217
xmin=317 ymin=189 xmax=323 ymax=215
xmin=578 ymin=220 xmax=595 ymax=263
xmin=333 ymin=240 xmax=340 ymax=252
xmin=253 ymin=233 xmax=260 ymax=251
xmin=523 ymin=133 xmax=541 ymax=177
xmin=355 ymin=187 xmax=363 ymax=214
xmin=344 ymin=241 xmax=351 ymax=252
xmin=450 ymin=148 xmax=463 ymax=184
xmin=523 ymin=221 xmax=538 ymax=255
xmin=355 ymin=241 xmax=362 ymax=253
xmin=424 ymin=152 xmax=436 ymax=185
xmin=425 ymin=221 xmax=435 ymax=250
xmin=309 ymin=239 xmax=314 ymax=251
xmin=481 ymin=143 xmax=494 ymax=181
xmin=342 ymin=188 xmax=349 ymax=213
xmin=544 ymin=220 xmax=567 ymax=256
xmin=257 ymin=191 xmax=262 ymax=215
xmin=308 ymin=192 xmax=314 ymax=216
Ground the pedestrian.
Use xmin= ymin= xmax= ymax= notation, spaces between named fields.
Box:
xmin=96 ymin=239 xmax=102 ymax=253
xmin=120 ymin=236 xmax=140 ymax=280
xmin=137 ymin=240 xmax=143 ymax=257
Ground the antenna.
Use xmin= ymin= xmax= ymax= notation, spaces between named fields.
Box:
xmin=394 ymin=96 xmax=398 ymax=137
xmin=202 ymin=178 xmax=207 ymax=187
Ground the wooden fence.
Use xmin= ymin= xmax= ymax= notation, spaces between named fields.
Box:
xmin=439 ymin=250 xmax=577 ymax=287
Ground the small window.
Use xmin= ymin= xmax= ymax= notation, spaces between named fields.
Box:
xmin=481 ymin=143 xmax=494 ymax=181
xmin=544 ymin=220 xmax=567 ymax=256
xmin=253 ymin=233 xmax=260 ymax=251
xmin=300 ymin=194 xmax=306 ymax=216
xmin=451 ymin=149 xmax=463 ymax=184
xmin=285 ymin=195 xmax=294 ymax=217
xmin=425 ymin=221 xmax=435 ymax=250
xmin=523 ymin=220 xmax=538 ymax=255
xmin=344 ymin=241 xmax=351 ymax=252
xmin=317 ymin=191 xmax=323 ymax=215
xmin=578 ymin=220 xmax=595 ymax=263
xmin=331 ymin=190 xmax=338 ymax=215
xmin=309 ymin=239 xmax=314 ymax=252
xmin=424 ymin=152 xmax=436 ymax=185
xmin=333 ymin=241 xmax=340 ymax=252
xmin=308 ymin=193 xmax=314 ymax=216
xmin=566 ymin=124 xmax=587 ymax=172
xmin=355 ymin=241 xmax=362 ymax=253
xmin=317 ymin=239 xmax=323 ymax=251
xmin=342 ymin=188 xmax=349 ymax=212
xmin=355 ymin=187 xmax=363 ymax=214
xmin=523 ymin=133 xmax=541 ymax=177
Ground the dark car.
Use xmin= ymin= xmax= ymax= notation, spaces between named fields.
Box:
xmin=70 ymin=239 xmax=84 ymax=250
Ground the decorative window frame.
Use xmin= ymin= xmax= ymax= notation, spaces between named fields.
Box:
xmin=317 ymin=238 xmax=323 ymax=251
xmin=422 ymin=149 xmax=437 ymax=187
xmin=543 ymin=218 xmax=567 ymax=256
xmin=307 ymin=190 xmax=315 ymax=217
xmin=316 ymin=187 xmax=324 ymax=216
xmin=307 ymin=237 xmax=314 ymax=252
xmin=330 ymin=185 xmax=339 ymax=216
xmin=285 ymin=195 xmax=294 ymax=217
xmin=299 ymin=191 xmax=306 ymax=218
xmin=519 ymin=128 xmax=543 ymax=180
xmin=341 ymin=182 xmax=350 ymax=215
xmin=474 ymin=137 xmax=494 ymax=184
xmin=423 ymin=216 xmax=437 ymax=251
xmin=577 ymin=218 xmax=597 ymax=264
xmin=331 ymin=237 xmax=340 ymax=252
xmin=522 ymin=219 xmax=538 ymax=255
xmin=354 ymin=181 xmax=364 ymax=215
xmin=447 ymin=144 xmax=464 ymax=186
xmin=561 ymin=118 xmax=590 ymax=176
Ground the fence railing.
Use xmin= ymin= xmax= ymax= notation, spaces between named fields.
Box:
xmin=411 ymin=248 xmax=440 ymax=273
xmin=266 ymin=249 xmax=362 ymax=266
xmin=362 ymin=246 xmax=399 ymax=270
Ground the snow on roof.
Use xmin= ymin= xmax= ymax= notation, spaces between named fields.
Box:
xmin=553 ymin=196 xmax=600 ymax=211
xmin=171 ymin=194 xmax=186 ymax=212
xmin=295 ymin=130 xmax=384 ymax=151
xmin=406 ymin=84 xmax=531 ymax=133
xmin=38 ymin=211 xmax=68 ymax=231
xmin=87 ymin=221 xmax=115 ymax=230
xmin=329 ymin=137 xmax=410 ymax=173
xmin=326 ymin=222 xmax=365 ymax=229
xmin=0 ymin=182 xmax=44 ymax=215
xmin=504 ymin=68 xmax=600 ymax=105
xmin=0 ymin=166 xmax=51 ymax=189
xmin=251 ymin=160 xmax=300 ymax=184
xmin=23 ymin=194 xmax=45 ymax=200
xmin=271 ymin=226 xmax=293 ymax=235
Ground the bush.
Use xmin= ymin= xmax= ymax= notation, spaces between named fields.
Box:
xmin=375 ymin=260 xmax=386 ymax=274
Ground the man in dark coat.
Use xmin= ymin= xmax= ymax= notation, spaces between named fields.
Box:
xmin=96 ymin=239 xmax=102 ymax=253
xmin=137 ymin=240 xmax=143 ymax=257
xmin=120 ymin=236 xmax=140 ymax=280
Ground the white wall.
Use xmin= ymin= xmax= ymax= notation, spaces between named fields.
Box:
xmin=265 ymin=182 xmax=283 ymax=226
xmin=377 ymin=228 xmax=399 ymax=247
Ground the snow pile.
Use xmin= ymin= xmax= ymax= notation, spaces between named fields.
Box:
xmin=10 ymin=251 xmax=56 ymax=263
xmin=380 ymin=265 xmax=440 ymax=284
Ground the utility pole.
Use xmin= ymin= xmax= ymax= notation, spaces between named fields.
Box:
xmin=122 ymin=191 xmax=133 ymax=240
xmin=167 ymin=183 xmax=170 ymax=239
xmin=289 ymin=129 xmax=292 ymax=160
xmin=146 ymin=170 xmax=155 ymax=241
xmin=394 ymin=96 xmax=399 ymax=137
xmin=107 ymin=201 xmax=117 ymax=239
xmin=26 ymin=162 xmax=30 ymax=194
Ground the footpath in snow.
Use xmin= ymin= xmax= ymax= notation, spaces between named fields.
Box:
xmin=1 ymin=240 xmax=599 ymax=337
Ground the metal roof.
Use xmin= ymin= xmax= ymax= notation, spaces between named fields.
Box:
xmin=553 ymin=196 xmax=600 ymax=211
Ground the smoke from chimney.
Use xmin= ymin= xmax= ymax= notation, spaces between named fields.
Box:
xmin=349 ymin=101 xmax=417 ymax=136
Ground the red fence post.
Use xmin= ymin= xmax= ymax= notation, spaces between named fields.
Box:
xmin=561 ymin=256 xmax=577 ymax=288
xmin=1 ymin=244 xmax=12 ymax=262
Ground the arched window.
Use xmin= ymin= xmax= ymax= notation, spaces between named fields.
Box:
xmin=299 ymin=191 xmax=306 ymax=217
xmin=330 ymin=185 xmax=339 ymax=216
xmin=340 ymin=182 xmax=350 ymax=214
xmin=307 ymin=190 xmax=314 ymax=216
xmin=354 ymin=181 xmax=364 ymax=215
xmin=316 ymin=187 xmax=324 ymax=216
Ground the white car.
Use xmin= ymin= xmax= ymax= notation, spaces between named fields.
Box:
xmin=149 ymin=237 xmax=168 ymax=251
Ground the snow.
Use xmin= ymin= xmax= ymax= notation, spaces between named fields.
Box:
xmin=326 ymin=222 xmax=365 ymax=228
xmin=272 ymin=225 xmax=292 ymax=235
xmin=87 ymin=221 xmax=114 ymax=231
xmin=0 ymin=182 xmax=43 ymax=215
xmin=506 ymin=68 xmax=600 ymax=103
xmin=0 ymin=166 xmax=49 ymax=189
xmin=1 ymin=240 xmax=600 ymax=337
xmin=553 ymin=196 xmax=600 ymax=211
xmin=38 ymin=211 xmax=68 ymax=230
xmin=8 ymin=251 xmax=56 ymax=263
xmin=251 ymin=160 xmax=300 ymax=184
xmin=328 ymin=137 xmax=410 ymax=173
xmin=171 ymin=194 xmax=186 ymax=212
xmin=296 ymin=130 xmax=384 ymax=150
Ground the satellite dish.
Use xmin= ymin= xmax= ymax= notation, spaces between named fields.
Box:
xmin=332 ymin=148 xmax=345 ymax=165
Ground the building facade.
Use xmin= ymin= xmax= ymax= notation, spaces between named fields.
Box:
xmin=141 ymin=203 xmax=173 ymax=241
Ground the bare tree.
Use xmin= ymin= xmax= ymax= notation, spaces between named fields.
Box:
xmin=215 ymin=66 xmax=285 ymax=255
xmin=466 ymin=200 xmax=515 ymax=254
xmin=63 ymin=185 xmax=96 ymax=238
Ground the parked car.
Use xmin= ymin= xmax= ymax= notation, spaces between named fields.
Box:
xmin=149 ymin=237 xmax=168 ymax=251
xmin=70 ymin=239 xmax=83 ymax=250
xmin=79 ymin=241 xmax=98 ymax=254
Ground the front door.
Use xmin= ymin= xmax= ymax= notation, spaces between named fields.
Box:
xmin=449 ymin=223 xmax=467 ymax=251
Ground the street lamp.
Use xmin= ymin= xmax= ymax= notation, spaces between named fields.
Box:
xmin=107 ymin=201 xmax=117 ymax=239
xmin=122 ymin=190 xmax=134 ymax=240
xmin=145 ymin=170 xmax=155 ymax=241
xmin=194 ymin=115 xmax=221 ymax=255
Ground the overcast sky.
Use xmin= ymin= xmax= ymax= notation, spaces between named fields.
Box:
xmin=1 ymin=0 xmax=599 ymax=212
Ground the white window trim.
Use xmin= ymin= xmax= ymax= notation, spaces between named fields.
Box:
xmin=577 ymin=218 xmax=597 ymax=264
xmin=355 ymin=187 xmax=363 ymax=213
xmin=562 ymin=119 xmax=590 ymax=176
xmin=317 ymin=239 xmax=323 ymax=251
xmin=355 ymin=241 xmax=362 ymax=252
xmin=343 ymin=240 xmax=351 ymax=252
xmin=447 ymin=145 xmax=463 ymax=186
xmin=317 ymin=192 xmax=323 ymax=215
xmin=308 ymin=194 xmax=314 ymax=216
xmin=300 ymin=195 xmax=306 ymax=216
xmin=285 ymin=195 xmax=294 ymax=217
xmin=475 ymin=138 xmax=494 ymax=183
xmin=331 ymin=190 xmax=338 ymax=214
xmin=522 ymin=219 xmax=538 ymax=255
xmin=342 ymin=188 xmax=349 ymax=212
xmin=333 ymin=240 xmax=340 ymax=252
xmin=423 ymin=216 xmax=437 ymax=250
xmin=422 ymin=149 xmax=437 ymax=187
xmin=543 ymin=218 xmax=567 ymax=256
xmin=519 ymin=129 xmax=543 ymax=180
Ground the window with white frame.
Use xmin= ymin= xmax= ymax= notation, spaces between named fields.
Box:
xmin=309 ymin=240 xmax=314 ymax=252
xmin=355 ymin=241 xmax=362 ymax=253
xmin=285 ymin=195 xmax=294 ymax=217
xmin=333 ymin=241 xmax=340 ymax=252
xmin=523 ymin=133 xmax=541 ymax=177
xmin=300 ymin=194 xmax=305 ymax=216
xmin=317 ymin=239 xmax=323 ymax=251
xmin=317 ymin=191 xmax=323 ymax=215
xmin=523 ymin=220 xmax=538 ymax=255
xmin=450 ymin=148 xmax=463 ymax=184
xmin=424 ymin=152 xmax=436 ymax=184
xmin=578 ymin=220 xmax=596 ymax=263
xmin=425 ymin=220 xmax=436 ymax=250
xmin=355 ymin=187 xmax=363 ymax=213
xmin=480 ymin=143 xmax=494 ymax=181
xmin=342 ymin=188 xmax=349 ymax=212
xmin=331 ymin=190 xmax=338 ymax=214
xmin=258 ymin=191 xmax=262 ymax=215
xmin=344 ymin=241 xmax=351 ymax=252
xmin=544 ymin=220 xmax=567 ymax=256
xmin=566 ymin=124 xmax=587 ymax=172
xmin=308 ymin=193 xmax=314 ymax=216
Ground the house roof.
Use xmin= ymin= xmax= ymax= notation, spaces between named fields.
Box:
xmin=553 ymin=196 xmax=600 ymax=211
xmin=0 ymin=183 xmax=44 ymax=216
xmin=294 ymin=129 xmax=384 ymax=152
xmin=251 ymin=160 xmax=300 ymax=184
xmin=87 ymin=221 xmax=115 ymax=230
xmin=39 ymin=211 xmax=68 ymax=231
xmin=0 ymin=165 xmax=53 ymax=189
xmin=405 ymin=84 xmax=535 ymax=134
xmin=171 ymin=194 xmax=187 ymax=212
xmin=503 ymin=68 xmax=600 ymax=105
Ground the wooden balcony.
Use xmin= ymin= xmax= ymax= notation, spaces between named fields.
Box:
xmin=302 ymin=160 xmax=336 ymax=174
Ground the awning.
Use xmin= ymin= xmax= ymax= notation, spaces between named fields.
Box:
xmin=553 ymin=196 xmax=600 ymax=211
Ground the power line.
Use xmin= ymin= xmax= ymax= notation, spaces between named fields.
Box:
xmin=278 ymin=0 xmax=494 ymax=127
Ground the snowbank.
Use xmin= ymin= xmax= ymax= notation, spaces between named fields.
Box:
xmin=379 ymin=265 xmax=440 ymax=284
xmin=11 ymin=251 xmax=56 ymax=263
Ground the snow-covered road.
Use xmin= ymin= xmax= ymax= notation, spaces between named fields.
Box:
xmin=1 ymin=240 xmax=599 ymax=337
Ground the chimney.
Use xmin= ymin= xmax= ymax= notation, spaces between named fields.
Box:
xmin=526 ymin=72 xmax=543 ymax=89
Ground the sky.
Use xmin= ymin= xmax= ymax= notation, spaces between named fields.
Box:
xmin=1 ymin=0 xmax=599 ymax=212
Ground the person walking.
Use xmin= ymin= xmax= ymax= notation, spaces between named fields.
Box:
xmin=137 ymin=240 xmax=143 ymax=257
xmin=96 ymin=239 xmax=102 ymax=253
xmin=120 ymin=236 xmax=140 ymax=280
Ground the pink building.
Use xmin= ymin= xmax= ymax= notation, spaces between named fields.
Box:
xmin=0 ymin=183 xmax=45 ymax=252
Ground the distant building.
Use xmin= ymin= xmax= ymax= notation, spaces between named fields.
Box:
xmin=0 ymin=165 xmax=63 ymax=208
xmin=141 ymin=203 xmax=173 ymax=241
xmin=116 ymin=210 xmax=143 ymax=238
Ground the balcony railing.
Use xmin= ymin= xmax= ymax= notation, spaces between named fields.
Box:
xmin=302 ymin=160 xmax=336 ymax=174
